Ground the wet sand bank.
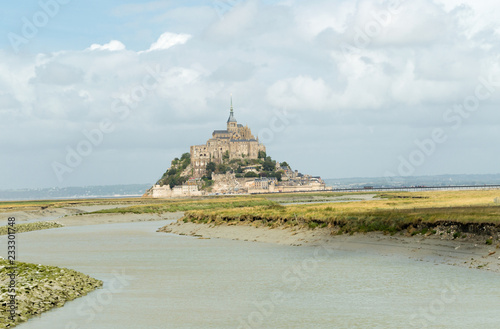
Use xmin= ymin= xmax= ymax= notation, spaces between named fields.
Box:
xmin=160 ymin=221 xmax=500 ymax=273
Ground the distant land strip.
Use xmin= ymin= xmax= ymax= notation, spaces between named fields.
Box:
xmin=331 ymin=184 xmax=500 ymax=192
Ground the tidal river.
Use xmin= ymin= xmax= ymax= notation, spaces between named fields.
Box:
xmin=3 ymin=220 xmax=499 ymax=328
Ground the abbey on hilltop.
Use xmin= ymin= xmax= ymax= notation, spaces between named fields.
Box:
xmin=144 ymin=97 xmax=330 ymax=198
xmin=190 ymin=98 xmax=266 ymax=178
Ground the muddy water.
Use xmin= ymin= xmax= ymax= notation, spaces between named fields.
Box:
xmin=1 ymin=220 xmax=499 ymax=329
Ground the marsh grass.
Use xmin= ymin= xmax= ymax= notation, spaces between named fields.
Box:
xmin=0 ymin=260 xmax=102 ymax=327
xmin=91 ymin=197 xmax=276 ymax=214
xmin=0 ymin=221 xmax=63 ymax=235
xmin=181 ymin=190 xmax=500 ymax=234
xmin=0 ymin=198 xmax=147 ymax=212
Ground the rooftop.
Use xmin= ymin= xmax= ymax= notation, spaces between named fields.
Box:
xmin=213 ymin=130 xmax=230 ymax=134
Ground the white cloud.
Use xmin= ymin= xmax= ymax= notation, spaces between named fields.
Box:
xmin=145 ymin=32 xmax=191 ymax=52
xmin=267 ymin=76 xmax=333 ymax=111
xmin=206 ymin=0 xmax=259 ymax=39
xmin=88 ymin=40 xmax=126 ymax=51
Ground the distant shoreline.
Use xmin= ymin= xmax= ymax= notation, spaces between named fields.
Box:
xmin=0 ymin=194 xmax=145 ymax=202
xmin=5 ymin=172 xmax=500 ymax=201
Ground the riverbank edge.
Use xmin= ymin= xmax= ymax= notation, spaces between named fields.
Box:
xmin=158 ymin=221 xmax=500 ymax=273
xmin=0 ymin=260 xmax=103 ymax=328
xmin=0 ymin=222 xmax=63 ymax=236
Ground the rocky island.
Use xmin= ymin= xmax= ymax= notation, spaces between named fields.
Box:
xmin=144 ymin=99 xmax=331 ymax=198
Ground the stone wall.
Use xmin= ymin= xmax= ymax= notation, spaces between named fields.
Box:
xmin=150 ymin=184 xmax=204 ymax=198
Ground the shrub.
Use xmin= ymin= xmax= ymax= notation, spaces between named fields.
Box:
xmin=308 ymin=222 xmax=319 ymax=229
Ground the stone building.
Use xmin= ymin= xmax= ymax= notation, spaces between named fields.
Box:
xmin=190 ymin=99 xmax=266 ymax=178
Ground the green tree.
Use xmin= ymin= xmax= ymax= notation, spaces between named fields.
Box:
xmin=223 ymin=150 xmax=230 ymax=161
xmin=258 ymin=150 xmax=266 ymax=159
xmin=269 ymin=171 xmax=283 ymax=181
xmin=262 ymin=157 xmax=276 ymax=171
xmin=244 ymin=171 xmax=259 ymax=178
xmin=280 ymin=162 xmax=289 ymax=168
xmin=216 ymin=163 xmax=229 ymax=174
xmin=206 ymin=162 xmax=216 ymax=177
xmin=156 ymin=152 xmax=192 ymax=187
xmin=202 ymin=177 xmax=214 ymax=189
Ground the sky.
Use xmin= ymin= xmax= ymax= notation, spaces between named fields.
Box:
xmin=1 ymin=0 xmax=500 ymax=189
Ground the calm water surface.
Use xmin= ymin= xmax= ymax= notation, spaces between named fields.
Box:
xmin=2 ymin=220 xmax=499 ymax=329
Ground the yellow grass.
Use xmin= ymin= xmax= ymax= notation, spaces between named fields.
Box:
xmin=182 ymin=190 xmax=500 ymax=233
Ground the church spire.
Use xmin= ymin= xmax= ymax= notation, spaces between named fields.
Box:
xmin=227 ymin=94 xmax=237 ymax=124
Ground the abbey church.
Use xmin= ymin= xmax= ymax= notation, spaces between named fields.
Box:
xmin=190 ymin=99 xmax=266 ymax=178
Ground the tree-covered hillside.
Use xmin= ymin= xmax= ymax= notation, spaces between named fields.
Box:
xmin=157 ymin=151 xmax=290 ymax=190
xmin=157 ymin=153 xmax=191 ymax=187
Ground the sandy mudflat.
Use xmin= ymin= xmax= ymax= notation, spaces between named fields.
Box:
xmin=0 ymin=207 xmax=79 ymax=223
xmin=0 ymin=205 xmax=184 ymax=226
xmin=161 ymin=221 xmax=500 ymax=273
xmin=56 ymin=211 xmax=184 ymax=226
xmin=0 ymin=205 xmax=130 ymax=223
